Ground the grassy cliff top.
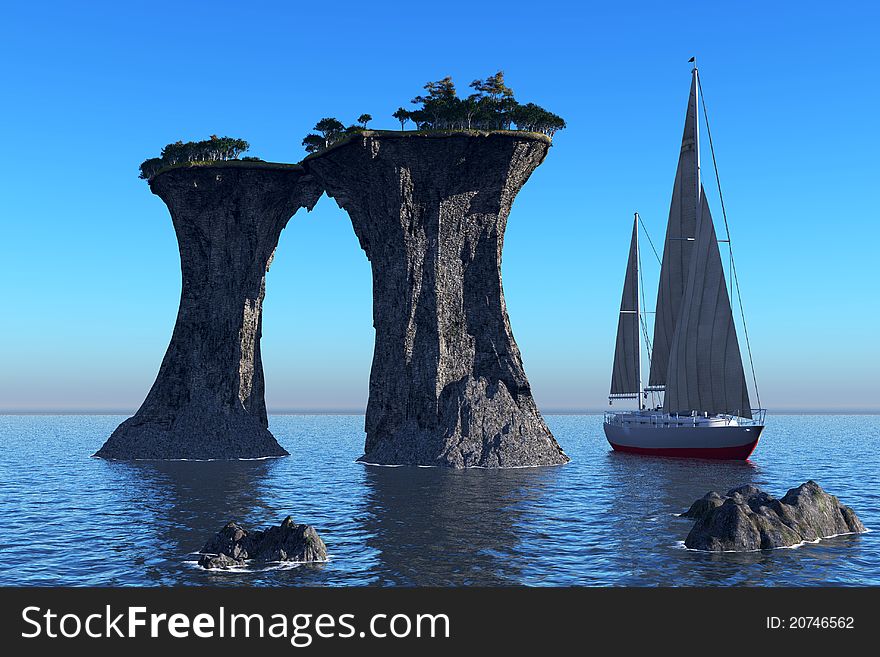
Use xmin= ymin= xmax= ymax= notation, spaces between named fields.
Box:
xmin=149 ymin=159 xmax=306 ymax=182
xmin=301 ymin=129 xmax=551 ymax=163
xmin=147 ymin=130 xmax=550 ymax=180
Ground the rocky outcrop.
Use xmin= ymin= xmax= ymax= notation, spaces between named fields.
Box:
xmin=681 ymin=491 xmax=727 ymax=521
xmin=198 ymin=516 xmax=327 ymax=569
xmin=306 ymin=132 xmax=569 ymax=467
xmin=683 ymin=481 xmax=867 ymax=551
xmin=95 ymin=163 xmax=322 ymax=460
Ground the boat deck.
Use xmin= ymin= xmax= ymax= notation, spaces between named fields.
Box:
xmin=604 ymin=410 xmax=765 ymax=429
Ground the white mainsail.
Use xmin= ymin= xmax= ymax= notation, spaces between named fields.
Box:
xmin=610 ymin=217 xmax=641 ymax=398
xmin=649 ymin=72 xmax=699 ymax=388
xmin=663 ymin=188 xmax=752 ymax=417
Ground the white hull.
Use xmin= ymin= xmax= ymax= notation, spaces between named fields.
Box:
xmin=603 ymin=413 xmax=763 ymax=460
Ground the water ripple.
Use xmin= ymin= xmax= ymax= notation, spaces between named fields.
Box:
xmin=0 ymin=414 xmax=877 ymax=586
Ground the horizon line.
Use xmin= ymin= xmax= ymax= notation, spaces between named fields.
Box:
xmin=3 ymin=408 xmax=880 ymax=416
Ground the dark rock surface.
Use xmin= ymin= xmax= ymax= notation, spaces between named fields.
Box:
xmin=684 ymin=481 xmax=867 ymax=551
xmin=198 ymin=553 xmax=241 ymax=569
xmin=95 ymin=164 xmax=322 ymax=460
xmin=306 ymin=132 xmax=569 ymax=467
xmin=681 ymin=490 xmax=728 ymax=521
xmin=198 ymin=516 xmax=327 ymax=569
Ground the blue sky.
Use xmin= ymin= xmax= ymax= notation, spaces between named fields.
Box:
xmin=1 ymin=1 xmax=877 ymax=412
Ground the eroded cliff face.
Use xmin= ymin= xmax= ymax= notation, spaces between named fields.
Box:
xmin=306 ymin=132 xmax=569 ymax=467
xmin=95 ymin=164 xmax=322 ymax=459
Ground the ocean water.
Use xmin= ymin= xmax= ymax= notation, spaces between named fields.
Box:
xmin=0 ymin=414 xmax=877 ymax=587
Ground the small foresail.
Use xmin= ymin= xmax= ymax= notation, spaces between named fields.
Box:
xmin=663 ymin=189 xmax=752 ymax=418
xmin=610 ymin=217 xmax=641 ymax=397
xmin=649 ymin=72 xmax=699 ymax=387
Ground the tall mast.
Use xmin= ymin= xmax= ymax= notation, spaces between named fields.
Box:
xmin=693 ymin=60 xmax=702 ymax=225
xmin=647 ymin=60 xmax=702 ymax=390
xmin=609 ymin=215 xmax=642 ymax=405
xmin=635 ymin=212 xmax=642 ymax=409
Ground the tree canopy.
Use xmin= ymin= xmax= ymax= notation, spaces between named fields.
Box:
xmin=301 ymin=117 xmax=367 ymax=153
xmin=139 ymin=135 xmax=251 ymax=180
xmin=508 ymin=103 xmax=567 ymax=137
xmin=301 ymin=71 xmax=565 ymax=155
xmin=398 ymin=71 xmax=564 ymax=134
xmin=392 ymin=107 xmax=410 ymax=130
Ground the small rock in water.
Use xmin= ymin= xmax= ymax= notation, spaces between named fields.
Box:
xmin=197 ymin=516 xmax=327 ymax=569
xmin=682 ymin=480 xmax=866 ymax=552
xmin=198 ymin=553 xmax=241 ymax=570
xmin=681 ymin=491 xmax=727 ymax=521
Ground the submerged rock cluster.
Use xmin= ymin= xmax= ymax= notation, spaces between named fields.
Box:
xmin=198 ymin=516 xmax=327 ymax=569
xmin=682 ymin=480 xmax=866 ymax=551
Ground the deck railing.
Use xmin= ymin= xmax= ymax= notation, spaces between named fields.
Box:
xmin=604 ymin=409 xmax=766 ymax=427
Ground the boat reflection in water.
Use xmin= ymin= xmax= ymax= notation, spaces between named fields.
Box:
xmin=603 ymin=449 xmax=772 ymax=582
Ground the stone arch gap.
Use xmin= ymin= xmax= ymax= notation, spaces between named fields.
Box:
xmin=260 ymin=191 xmax=373 ymax=414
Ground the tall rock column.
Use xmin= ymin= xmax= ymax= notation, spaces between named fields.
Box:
xmin=307 ymin=132 xmax=569 ymax=467
xmin=95 ymin=163 xmax=322 ymax=460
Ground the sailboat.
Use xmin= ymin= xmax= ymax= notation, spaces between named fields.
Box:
xmin=603 ymin=62 xmax=765 ymax=460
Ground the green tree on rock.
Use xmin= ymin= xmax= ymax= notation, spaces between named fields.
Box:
xmin=470 ymin=71 xmax=514 ymax=103
xmin=302 ymin=134 xmax=325 ymax=154
xmin=299 ymin=71 xmax=566 ymax=155
xmin=392 ymin=107 xmax=410 ymax=130
xmin=510 ymin=103 xmax=567 ymax=137
xmin=314 ymin=117 xmax=345 ymax=148
xmin=469 ymin=71 xmax=517 ymax=129
xmin=139 ymin=136 xmax=251 ymax=180
xmin=139 ymin=157 xmax=164 ymax=180
xmin=412 ymin=77 xmax=459 ymax=129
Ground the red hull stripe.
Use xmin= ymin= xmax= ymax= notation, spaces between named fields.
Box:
xmin=608 ymin=438 xmax=759 ymax=460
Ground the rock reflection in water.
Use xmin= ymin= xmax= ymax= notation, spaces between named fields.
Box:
xmin=2 ymin=414 xmax=876 ymax=586
xmin=99 ymin=458 xmax=295 ymax=584
xmin=359 ymin=464 xmax=560 ymax=586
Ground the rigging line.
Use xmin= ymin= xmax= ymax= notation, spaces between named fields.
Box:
xmin=637 ymin=214 xmax=662 ymax=265
xmin=697 ymin=74 xmax=762 ymax=411
xmin=636 ymin=238 xmax=656 ymax=408
xmin=637 ymin=240 xmax=654 ymax=360
xmin=635 ymin=213 xmax=660 ymax=407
